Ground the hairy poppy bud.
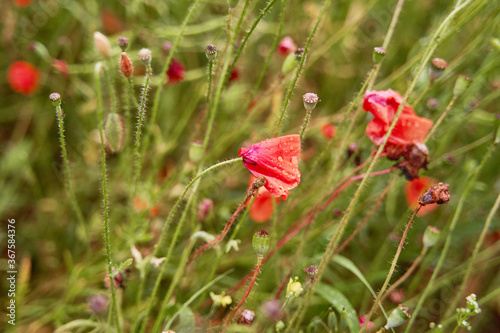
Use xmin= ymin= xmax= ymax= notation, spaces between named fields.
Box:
xmin=137 ymin=48 xmax=152 ymax=65
xmin=423 ymin=226 xmax=440 ymax=248
xmin=117 ymin=36 xmax=128 ymax=51
xmin=373 ymin=46 xmax=386 ymax=64
xmin=49 ymin=92 xmax=61 ymax=106
xmin=252 ymin=230 xmax=270 ymax=258
xmin=453 ymin=74 xmax=473 ymax=98
xmin=205 ymin=44 xmax=217 ymax=61
xmin=104 ymin=113 xmax=126 ymax=153
xmin=282 ymin=53 xmax=298 ymax=74
xmin=94 ymin=31 xmax=111 ymax=58
xmin=303 ymin=93 xmax=319 ymax=111
xmin=237 ymin=309 xmax=255 ymax=325
xmin=189 ymin=141 xmax=204 ymax=163
xmin=385 ymin=306 xmax=411 ymax=329
xmin=120 ymin=52 xmax=134 ymax=78
xmin=197 ymin=198 xmax=213 ymax=222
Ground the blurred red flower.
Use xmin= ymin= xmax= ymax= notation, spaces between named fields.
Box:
xmin=321 ymin=123 xmax=336 ymax=140
xmin=277 ymin=37 xmax=296 ymax=56
xmin=52 ymin=59 xmax=69 ymax=78
xmin=228 ymin=67 xmax=239 ymax=83
xmin=14 ymin=0 xmax=32 ymax=7
xmin=239 ymin=135 xmax=301 ymax=200
xmin=166 ymin=59 xmax=185 ymax=84
xmin=246 ymin=176 xmax=279 ymax=223
xmin=363 ymin=89 xmax=433 ymax=146
xmin=8 ymin=61 xmax=40 ymax=95
xmin=101 ymin=10 xmax=124 ymax=35
xmin=405 ymin=176 xmax=438 ymax=216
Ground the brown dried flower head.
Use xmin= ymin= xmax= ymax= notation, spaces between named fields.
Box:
xmin=418 ymin=182 xmax=450 ymax=206
xmin=237 ymin=309 xmax=255 ymax=326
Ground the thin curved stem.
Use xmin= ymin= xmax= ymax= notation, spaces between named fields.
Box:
xmin=94 ymin=63 xmax=121 ymax=333
xmin=425 ymin=97 xmax=456 ymax=143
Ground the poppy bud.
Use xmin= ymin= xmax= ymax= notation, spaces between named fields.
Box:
xmin=277 ymin=37 xmax=296 ymax=56
xmin=453 ymin=74 xmax=473 ymax=98
xmin=205 ymin=44 xmax=217 ymax=61
xmin=372 ymin=46 xmax=386 ymax=64
xmin=303 ymin=93 xmax=319 ymax=111
xmin=281 ymin=53 xmax=297 ymax=74
xmin=429 ymin=58 xmax=448 ymax=83
xmin=104 ymin=113 xmax=126 ymax=153
xmin=423 ymin=226 xmax=440 ymax=248
xmin=197 ymin=198 xmax=213 ymax=222
xmin=189 ymin=141 xmax=204 ymax=163
xmin=120 ymin=52 xmax=134 ymax=78
xmin=137 ymin=48 xmax=152 ymax=65
xmin=94 ymin=31 xmax=111 ymax=58
xmin=276 ymin=321 xmax=285 ymax=332
xmin=252 ymin=230 xmax=270 ymax=258
xmin=418 ymin=182 xmax=450 ymax=206
xmin=117 ymin=36 xmax=128 ymax=51
xmin=227 ymin=0 xmax=240 ymax=8
xmin=162 ymin=41 xmax=173 ymax=56
xmin=237 ymin=309 xmax=255 ymax=326
xmin=49 ymin=92 xmax=61 ymax=106
xmin=321 ymin=123 xmax=336 ymax=140
xmin=385 ymin=306 xmax=411 ymax=329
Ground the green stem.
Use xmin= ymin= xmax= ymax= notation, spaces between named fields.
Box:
xmin=94 ymin=63 xmax=121 ymax=333
xmin=207 ymin=60 xmax=214 ymax=105
xmin=405 ymin=141 xmax=495 ymax=332
xmin=131 ymin=64 xmax=152 ymax=198
xmin=412 ymin=83 xmax=431 ymax=107
xmin=425 ymin=97 xmax=456 ymax=143
xmin=299 ymin=109 xmax=313 ymax=141
xmin=54 ymin=104 xmax=88 ymax=243
xmin=273 ymin=0 xmax=331 ymax=138
xmin=104 ymin=68 xmax=117 ymax=114
xmin=226 ymin=0 xmax=278 ymax=83
xmin=443 ymin=191 xmax=500 ymax=320
xmin=287 ymin=2 xmax=474 ymax=330
xmin=361 ymin=206 xmax=421 ymax=330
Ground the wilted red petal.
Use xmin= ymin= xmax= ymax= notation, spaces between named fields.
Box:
xmin=405 ymin=177 xmax=438 ymax=216
xmin=229 ymin=67 xmax=240 ymax=83
xmin=321 ymin=123 xmax=336 ymax=140
xmin=8 ymin=61 xmax=40 ymax=95
xmin=247 ymin=176 xmax=278 ymax=223
xmin=363 ymin=89 xmax=432 ymax=145
xmin=277 ymin=37 xmax=296 ymax=56
xmin=239 ymin=135 xmax=301 ymax=200
xmin=166 ymin=59 xmax=185 ymax=84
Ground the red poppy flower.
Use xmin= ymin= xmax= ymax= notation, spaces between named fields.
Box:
xmin=246 ymin=176 xmax=279 ymax=223
xmin=228 ymin=67 xmax=240 ymax=83
xmin=277 ymin=37 xmax=296 ymax=57
xmin=405 ymin=176 xmax=438 ymax=216
xmin=101 ymin=10 xmax=124 ymax=35
xmin=15 ymin=0 xmax=32 ymax=7
xmin=166 ymin=59 xmax=185 ymax=84
xmin=239 ymin=135 xmax=301 ymax=200
xmin=321 ymin=123 xmax=336 ymax=140
xmin=363 ymin=89 xmax=433 ymax=146
xmin=52 ymin=59 xmax=69 ymax=78
xmin=8 ymin=61 xmax=40 ymax=95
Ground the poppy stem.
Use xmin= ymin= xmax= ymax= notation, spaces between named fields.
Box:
xmin=361 ymin=205 xmax=421 ymax=331
xmin=188 ymin=181 xmax=260 ymax=264
xmin=425 ymin=96 xmax=456 ymax=143
xmin=222 ymin=257 xmax=263 ymax=332
xmin=94 ymin=62 xmax=121 ymax=333
xmin=299 ymin=108 xmax=313 ymax=141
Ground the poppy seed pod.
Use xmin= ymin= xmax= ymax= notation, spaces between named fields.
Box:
xmin=137 ymin=48 xmax=152 ymax=65
xmin=373 ymin=46 xmax=386 ymax=64
xmin=49 ymin=92 xmax=61 ymax=106
xmin=303 ymin=93 xmax=319 ymax=111
xmin=204 ymin=44 xmax=217 ymax=61
xmin=252 ymin=230 xmax=270 ymax=258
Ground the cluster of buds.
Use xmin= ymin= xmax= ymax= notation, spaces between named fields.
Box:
xmin=418 ymin=182 xmax=450 ymax=206
xmin=455 ymin=294 xmax=481 ymax=331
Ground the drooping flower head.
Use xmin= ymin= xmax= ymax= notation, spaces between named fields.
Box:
xmin=8 ymin=61 xmax=40 ymax=95
xmin=405 ymin=176 xmax=438 ymax=216
xmin=363 ymin=89 xmax=433 ymax=146
xmin=166 ymin=58 xmax=185 ymax=84
xmin=239 ymin=135 xmax=301 ymax=200
xmin=246 ymin=176 xmax=278 ymax=222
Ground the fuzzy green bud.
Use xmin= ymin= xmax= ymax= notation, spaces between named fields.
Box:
xmin=252 ymin=230 xmax=270 ymax=258
xmin=189 ymin=141 xmax=204 ymax=163
xmin=385 ymin=306 xmax=411 ymax=329
xmin=281 ymin=53 xmax=298 ymax=74
xmin=276 ymin=320 xmax=285 ymax=332
xmin=372 ymin=46 xmax=386 ymax=64
xmin=423 ymin=226 xmax=440 ymax=248
xmin=453 ymin=74 xmax=472 ymax=98
xmin=49 ymin=92 xmax=61 ymax=106
xmin=491 ymin=38 xmax=500 ymax=51
xmin=104 ymin=113 xmax=125 ymax=153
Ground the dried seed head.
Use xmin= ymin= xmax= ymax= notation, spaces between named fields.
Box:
xmin=429 ymin=58 xmax=448 ymax=83
xmin=373 ymin=46 xmax=386 ymax=64
xmin=418 ymin=182 xmax=450 ymax=206
xmin=395 ymin=143 xmax=430 ymax=180
xmin=453 ymin=74 xmax=473 ymax=98
xmin=252 ymin=230 xmax=270 ymax=257
xmin=204 ymin=44 xmax=217 ymax=61
xmin=94 ymin=31 xmax=111 ymax=58
xmin=423 ymin=226 xmax=440 ymax=248
xmin=117 ymin=36 xmax=128 ymax=51
xmin=303 ymin=93 xmax=319 ymax=111
xmin=237 ymin=309 xmax=255 ymax=326
xmin=49 ymin=92 xmax=61 ymax=106
xmin=137 ymin=48 xmax=152 ymax=65
xmin=120 ymin=52 xmax=134 ymax=78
